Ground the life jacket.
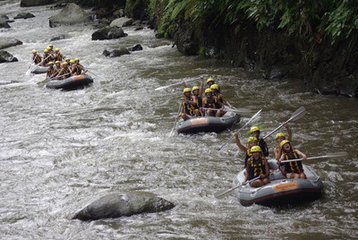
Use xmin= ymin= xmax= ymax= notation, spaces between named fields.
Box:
xmin=58 ymin=67 xmax=71 ymax=79
xmin=46 ymin=67 xmax=56 ymax=78
xmin=244 ymin=149 xmax=252 ymax=168
xmin=282 ymin=150 xmax=303 ymax=174
xmin=182 ymin=97 xmax=194 ymax=115
xmin=191 ymin=95 xmax=202 ymax=109
xmin=72 ymin=64 xmax=82 ymax=75
xmin=32 ymin=54 xmax=42 ymax=64
xmin=203 ymin=96 xmax=217 ymax=108
xmin=259 ymin=138 xmax=269 ymax=157
xmin=54 ymin=53 xmax=63 ymax=62
xmin=247 ymin=156 xmax=266 ymax=180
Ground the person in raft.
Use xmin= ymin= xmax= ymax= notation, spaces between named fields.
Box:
xmin=31 ymin=49 xmax=42 ymax=64
xmin=202 ymin=88 xmax=221 ymax=116
xmin=234 ymin=133 xmax=259 ymax=167
xmin=46 ymin=62 xmax=56 ymax=78
xmin=278 ymin=140 xmax=306 ymax=179
xmin=191 ymin=85 xmax=203 ymax=117
xmin=179 ymin=88 xmax=196 ymax=120
xmin=243 ymin=146 xmax=270 ymax=187
xmin=273 ymin=125 xmax=292 ymax=160
xmin=249 ymin=126 xmax=269 ymax=157
xmin=206 ymin=76 xmax=215 ymax=88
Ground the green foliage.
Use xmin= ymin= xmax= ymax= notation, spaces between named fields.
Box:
xmin=148 ymin=0 xmax=358 ymax=44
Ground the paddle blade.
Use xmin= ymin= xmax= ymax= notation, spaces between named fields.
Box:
xmin=324 ymin=152 xmax=348 ymax=158
xmin=214 ymin=185 xmax=239 ymax=199
xmin=289 ymin=106 xmax=306 ymax=122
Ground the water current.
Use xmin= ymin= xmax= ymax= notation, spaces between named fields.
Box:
xmin=0 ymin=1 xmax=357 ymax=239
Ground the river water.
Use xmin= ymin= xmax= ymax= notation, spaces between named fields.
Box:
xmin=0 ymin=1 xmax=357 ymax=239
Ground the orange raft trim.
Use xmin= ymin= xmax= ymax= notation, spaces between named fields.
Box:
xmin=273 ymin=182 xmax=299 ymax=192
xmin=190 ymin=118 xmax=209 ymax=126
xmin=72 ymin=75 xmax=86 ymax=81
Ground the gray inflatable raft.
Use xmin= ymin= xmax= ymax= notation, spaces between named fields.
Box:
xmin=177 ymin=111 xmax=240 ymax=134
xmin=46 ymin=74 xmax=93 ymax=90
xmin=233 ymin=159 xmax=324 ymax=206
xmin=30 ymin=64 xmax=48 ymax=74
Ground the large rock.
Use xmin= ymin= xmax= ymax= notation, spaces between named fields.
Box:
xmin=109 ymin=17 xmax=133 ymax=28
xmin=0 ymin=18 xmax=10 ymax=28
xmin=20 ymin=0 xmax=55 ymax=7
xmin=49 ymin=34 xmax=69 ymax=41
xmin=92 ymin=26 xmax=126 ymax=40
xmin=131 ymin=44 xmax=143 ymax=52
xmin=109 ymin=47 xmax=130 ymax=57
xmin=72 ymin=192 xmax=175 ymax=221
xmin=49 ymin=3 xmax=92 ymax=28
xmin=14 ymin=12 xmax=35 ymax=19
xmin=0 ymin=51 xmax=18 ymax=63
xmin=0 ymin=38 xmax=22 ymax=50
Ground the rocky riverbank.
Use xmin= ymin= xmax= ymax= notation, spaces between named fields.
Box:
xmin=17 ymin=0 xmax=358 ymax=97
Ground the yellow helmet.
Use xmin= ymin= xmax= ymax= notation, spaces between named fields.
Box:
xmin=44 ymin=49 xmax=49 ymax=53
xmin=247 ymin=137 xmax=258 ymax=143
xmin=206 ymin=76 xmax=214 ymax=83
xmin=75 ymin=57 xmax=79 ymax=62
xmin=48 ymin=44 xmax=53 ymax=47
xmin=210 ymin=84 xmax=219 ymax=90
xmin=249 ymin=126 xmax=260 ymax=134
xmin=47 ymin=61 xmax=54 ymax=65
xmin=183 ymin=88 xmax=192 ymax=93
xmin=70 ymin=59 xmax=76 ymax=63
xmin=280 ymin=140 xmax=290 ymax=148
xmin=275 ymin=132 xmax=286 ymax=139
xmin=62 ymin=62 xmax=68 ymax=65
xmin=192 ymin=86 xmax=199 ymax=91
xmin=54 ymin=48 xmax=59 ymax=52
xmin=55 ymin=60 xmax=61 ymax=64
xmin=204 ymin=88 xmax=212 ymax=94
xmin=250 ymin=145 xmax=262 ymax=153
xmin=32 ymin=49 xmax=37 ymax=53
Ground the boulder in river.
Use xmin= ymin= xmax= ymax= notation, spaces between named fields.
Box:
xmin=110 ymin=47 xmax=130 ymax=57
xmin=0 ymin=38 xmax=23 ymax=50
xmin=14 ymin=12 xmax=35 ymax=19
xmin=72 ymin=192 xmax=175 ymax=221
xmin=49 ymin=3 xmax=92 ymax=28
xmin=92 ymin=26 xmax=126 ymax=40
xmin=49 ymin=34 xmax=69 ymax=42
xmin=0 ymin=18 xmax=10 ymax=28
xmin=0 ymin=50 xmax=18 ymax=63
xmin=20 ymin=0 xmax=55 ymax=7
xmin=131 ymin=44 xmax=143 ymax=52
xmin=109 ymin=17 xmax=133 ymax=28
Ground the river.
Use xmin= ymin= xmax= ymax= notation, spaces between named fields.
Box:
xmin=0 ymin=1 xmax=357 ymax=239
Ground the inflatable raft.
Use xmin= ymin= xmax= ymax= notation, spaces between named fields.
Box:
xmin=233 ymin=160 xmax=323 ymax=206
xmin=177 ymin=111 xmax=240 ymax=134
xmin=46 ymin=74 xmax=93 ymax=90
xmin=30 ymin=64 xmax=48 ymax=74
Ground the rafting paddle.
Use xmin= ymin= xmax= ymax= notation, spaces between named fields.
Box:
xmin=155 ymin=78 xmax=199 ymax=91
xmin=214 ymin=176 xmax=260 ymax=199
xmin=169 ymin=103 xmax=182 ymax=137
xmin=280 ymin=152 xmax=348 ymax=163
xmin=263 ymin=106 xmax=306 ymax=139
xmin=218 ymin=109 xmax=263 ymax=151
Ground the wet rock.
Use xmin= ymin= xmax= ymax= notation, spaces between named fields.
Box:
xmin=72 ymin=192 xmax=175 ymax=221
xmin=131 ymin=44 xmax=143 ymax=52
xmin=125 ymin=0 xmax=146 ymax=20
xmin=20 ymin=0 xmax=55 ymax=7
xmin=0 ymin=18 xmax=10 ymax=28
xmin=92 ymin=26 xmax=126 ymax=40
xmin=49 ymin=34 xmax=69 ymax=41
xmin=113 ymin=9 xmax=124 ymax=18
xmin=0 ymin=50 xmax=18 ymax=63
xmin=135 ymin=26 xmax=144 ymax=31
xmin=14 ymin=12 xmax=35 ymax=19
xmin=0 ymin=14 xmax=9 ymax=20
xmin=109 ymin=17 xmax=133 ymax=28
xmin=109 ymin=47 xmax=130 ymax=57
xmin=0 ymin=38 xmax=22 ymax=50
xmin=102 ymin=49 xmax=110 ymax=57
xmin=49 ymin=3 xmax=92 ymax=28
